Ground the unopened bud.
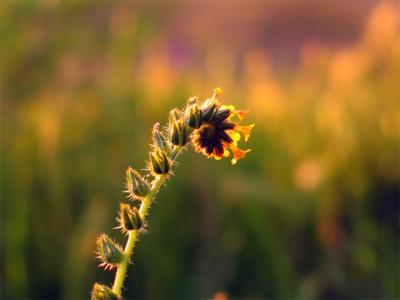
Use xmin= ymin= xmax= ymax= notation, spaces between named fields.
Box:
xmin=149 ymin=149 xmax=171 ymax=175
xmin=96 ymin=234 xmax=123 ymax=270
xmin=169 ymin=109 xmax=189 ymax=146
xmin=119 ymin=203 xmax=142 ymax=231
xmin=170 ymin=121 xmax=188 ymax=146
xmin=185 ymin=97 xmax=203 ymax=129
xmin=169 ymin=108 xmax=181 ymax=122
xmin=91 ymin=283 xmax=120 ymax=300
xmin=152 ymin=123 xmax=170 ymax=154
xmin=124 ymin=167 xmax=150 ymax=200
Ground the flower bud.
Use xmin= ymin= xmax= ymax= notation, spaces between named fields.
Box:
xmin=119 ymin=203 xmax=142 ymax=232
xmin=169 ymin=109 xmax=189 ymax=146
xmin=185 ymin=97 xmax=202 ymax=129
xmin=96 ymin=234 xmax=123 ymax=270
xmin=152 ymin=123 xmax=170 ymax=154
xmin=169 ymin=108 xmax=181 ymax=121
xmin=170 ymin=120 xmax=188 ymax=146
xmin=91 ymin=283 xmax=120 ymax=300
xmin=124 ymin=167 xmax=150 ymax=200
xmin=149 ymin=148 xmax=171 ymax=175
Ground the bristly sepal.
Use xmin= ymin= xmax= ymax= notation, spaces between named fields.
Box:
xmin=185 ymin=97 xmax=203 ymax=129
xmin=169 ymin=109 xmax=189 ymax=146
xmin=124 ymin=167 xmax=150 ymax=201
xmin=96 ymin=234 xmax=124 ymax=270
xmin=152 ymin=122 xmax=171 ymax=155
xmin=117 ymin=203 xmax=143 ymax=234
xmin=149 ymin=148 xmax=171 ymax=175
xmin=91 ymin=283 xmax=120 ymax=300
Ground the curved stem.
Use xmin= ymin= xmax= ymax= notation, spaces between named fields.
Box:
xmin=112 ymin=146 xmax=182 ymax=296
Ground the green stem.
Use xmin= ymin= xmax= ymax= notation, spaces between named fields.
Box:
xmin=112 ymin=146 xmax=181 ymax=296
xmin=112 ymin=230 xmax=137 ymax=295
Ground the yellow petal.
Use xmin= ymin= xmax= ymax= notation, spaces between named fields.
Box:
xmin=223 ymin=148 xmax=230 ymax=157
xmin=236 ymin=124 xmax=255 ymax=142
xmin=228 ymin=130 xmax=241 ymax=142
xmin=229 ymin=144 xmax=251 ymax=165
xmin=221 ymin=104 xmax=235 ymax=111
xmin=235 ymin=110 xmax=249 ymax=121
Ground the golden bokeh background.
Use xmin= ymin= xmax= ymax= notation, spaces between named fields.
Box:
xmin=1 ymin=1 xmax=399 ymax=299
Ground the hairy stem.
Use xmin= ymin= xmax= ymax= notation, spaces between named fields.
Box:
xmin=112 ymin=146 xmax=181 ymax=295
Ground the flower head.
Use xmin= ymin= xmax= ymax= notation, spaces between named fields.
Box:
xmin=190 ymin=88 xmax=254 ymax=165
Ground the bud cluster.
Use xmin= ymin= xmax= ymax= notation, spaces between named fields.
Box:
xmin=96 ymin=102 xmax=192 ymax=276
xmin=94 ymin=102 xmax=191 ymax=295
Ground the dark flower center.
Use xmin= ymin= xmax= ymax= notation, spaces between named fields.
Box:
xmin=194 ymin=121 xmax=234 ymax=157
xmin=200 ymin=124 xmax=217 ymax=141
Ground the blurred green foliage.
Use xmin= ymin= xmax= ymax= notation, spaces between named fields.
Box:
xmin=1 ymin=1 xmax=399 ymax=299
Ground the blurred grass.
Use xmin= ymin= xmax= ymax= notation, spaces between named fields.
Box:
xmin=1 ymin=1 xmax=399 ymax=299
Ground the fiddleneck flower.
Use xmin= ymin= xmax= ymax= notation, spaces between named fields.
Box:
xmin=189 ymin=88 xmax=255 ymax=165
xmin=92 ymin=87 xmax=254 ymax=298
